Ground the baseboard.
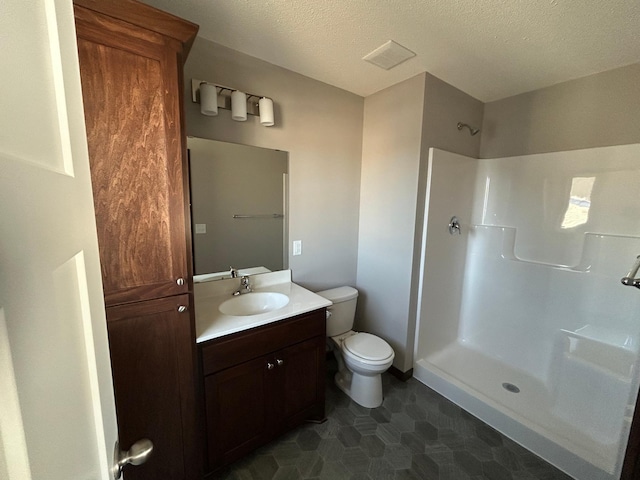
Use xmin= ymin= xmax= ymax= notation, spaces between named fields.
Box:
xmin=389 ymin=366 xmax=413 ymax=382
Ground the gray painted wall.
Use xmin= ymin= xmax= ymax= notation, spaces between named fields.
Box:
xmin=356 ymin=73 xmax=483 ymax=372
xmin=356 ymin=74 xmax=426 ymax=372
xmin=480 ymin=63 xmax=640 ymax=158
xmin=184 ymin=38 xmax=364 ymax=290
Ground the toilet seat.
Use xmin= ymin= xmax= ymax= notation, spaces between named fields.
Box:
xmin=343 ymin=333 xmax=393 ymax=364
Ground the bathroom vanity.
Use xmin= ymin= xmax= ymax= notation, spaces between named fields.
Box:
xmin=195 ymin=271 xmax=331 ymax=473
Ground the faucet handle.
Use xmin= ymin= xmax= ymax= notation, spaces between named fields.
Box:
xmin=230 ymin=266 xmax=238 ymax=278
xmin=240 ymin=275 xmax=252 ymax=292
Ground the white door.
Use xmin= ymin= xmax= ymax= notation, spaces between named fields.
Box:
xmin=0 ymin=1 xmax=118 ymax=479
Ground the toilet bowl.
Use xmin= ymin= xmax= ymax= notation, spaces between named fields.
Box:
xmin=316 ymin=287 xmax=395 ymax=408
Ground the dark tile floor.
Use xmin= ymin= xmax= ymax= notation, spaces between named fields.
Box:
xmin=215 ymin=359 xmax=573 ymax=479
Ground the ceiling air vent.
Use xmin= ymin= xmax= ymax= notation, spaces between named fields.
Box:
xmin=363 ymin=40 xmax=416 ymax=70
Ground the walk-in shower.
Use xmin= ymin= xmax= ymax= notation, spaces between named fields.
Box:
xmin=414 ymin=145 xmax=640 ymax=479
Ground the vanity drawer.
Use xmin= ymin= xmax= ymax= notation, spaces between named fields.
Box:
xmin=201 ymin=308 xmax=326 ymax=375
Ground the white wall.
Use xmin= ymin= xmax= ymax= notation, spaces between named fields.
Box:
xmin=415 ymin=149 xmax=477 ymax=360
xmin=184 ymin=38 xmax=364 ymax=290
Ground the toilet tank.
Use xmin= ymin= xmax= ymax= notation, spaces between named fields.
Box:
xmin=316 ymin=286 xmax=358 ymax=337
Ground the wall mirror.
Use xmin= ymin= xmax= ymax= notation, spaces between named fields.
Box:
xmin=188 ymin=136 xmax=288 ymax=280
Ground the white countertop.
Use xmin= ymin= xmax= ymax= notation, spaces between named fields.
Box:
xmin=194 ymin=270 xmax=332 ymax=343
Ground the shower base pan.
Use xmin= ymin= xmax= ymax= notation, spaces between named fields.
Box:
xmin=414 ymin=342 xmax=627 ymax=480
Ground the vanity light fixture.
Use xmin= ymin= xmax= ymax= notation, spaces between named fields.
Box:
xmin=231 ymin=90 xmax=247 ymax=121
xmin=259 ymin=97 xmax=274 ymax=126
xmin=191 ymin=79 xmax=275 ymax=126
xmin=199 ymin=83 xmax=218 ymax=116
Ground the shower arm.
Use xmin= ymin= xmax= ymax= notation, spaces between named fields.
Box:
xmin=621 ymin=255 xmax=640 ymax=288
xmin=457 ymin=122 xmax=480 ymax=136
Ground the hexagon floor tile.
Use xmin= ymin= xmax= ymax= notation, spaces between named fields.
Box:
xmin=214 ymin=360 xmax=574 ymax=480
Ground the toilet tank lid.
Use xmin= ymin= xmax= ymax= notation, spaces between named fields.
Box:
xmin=315 ymin=286 xmax=358 ymax=303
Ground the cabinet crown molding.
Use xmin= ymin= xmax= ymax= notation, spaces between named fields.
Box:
xmin=73 ymin=0 xmax=198 ymax=55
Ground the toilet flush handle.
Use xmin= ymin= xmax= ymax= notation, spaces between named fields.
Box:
xmin=326 ymin=310 xmax=332 ymax=320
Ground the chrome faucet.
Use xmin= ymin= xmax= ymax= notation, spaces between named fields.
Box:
xmin=233 ymin=275 xmax=252 ymax=296
xmin=230 ymin=266 xmax=238 ymax=278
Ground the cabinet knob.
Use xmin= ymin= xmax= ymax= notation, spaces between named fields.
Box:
xmin=266 ymin=362 xmax=275 ymax=370
xmin=276 ymin=359 xmax=284 ymax=366
xmin=177 ymin=305 xmax=187 ymax=313
xmin=176 ymin=277 xmax=185 ymax=286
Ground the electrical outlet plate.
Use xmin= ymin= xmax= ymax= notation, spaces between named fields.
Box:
xmin=293 ymin=240 xmax=302 ymax=256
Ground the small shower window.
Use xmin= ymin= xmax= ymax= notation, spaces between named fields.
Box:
xmin=561 ymin=176 xmax=595 ymax=229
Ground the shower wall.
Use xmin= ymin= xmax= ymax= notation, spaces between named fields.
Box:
xmin=416 ymin=149 xmax=476 ymax=356
xmin=414 ymin=145 xmax=640 ymax=479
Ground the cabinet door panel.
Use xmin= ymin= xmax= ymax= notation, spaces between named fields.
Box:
xmin=202 ymin=310 xmax=326 ymax=473
xmin=205 ymin=356 xmax=271 ymax=468
xmin=106 ymin=295 xmax=192 ymax=480
xmin=280 ymin=336 xmax=326 ymax=426
xmin=76 ymin=6 xmax=189 ymax=306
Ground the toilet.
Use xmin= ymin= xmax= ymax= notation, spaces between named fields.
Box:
xmin=316 ymin=286 xmax=395 ymax=408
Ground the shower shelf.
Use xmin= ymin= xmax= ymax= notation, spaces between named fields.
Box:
xmin=470 ymin=224 xmax=640 ymax=272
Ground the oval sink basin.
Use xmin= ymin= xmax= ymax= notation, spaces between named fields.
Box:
xmin=219 ymin=292 xmax=289 ymax=317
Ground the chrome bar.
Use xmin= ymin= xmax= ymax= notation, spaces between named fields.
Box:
xmin=621 ymin=255 xmax=640 ymax=288
xmin=232 ymin=213 xmax=284 ymax=219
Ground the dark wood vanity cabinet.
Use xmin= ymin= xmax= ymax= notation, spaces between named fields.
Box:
xmin=75 ymin=0 xmax=196 ymax=306
xmin=201 ymin=309 xmax=327 ymax=472
xmin=74 ymin=1 xmax=199 ymax=479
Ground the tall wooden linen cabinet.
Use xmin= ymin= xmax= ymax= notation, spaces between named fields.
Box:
xmin=73 ymin=1 xmax=200 ymax=479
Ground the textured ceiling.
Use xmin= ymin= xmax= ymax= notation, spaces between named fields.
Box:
xmin=143 ymin=0 xmax=640 ymax=102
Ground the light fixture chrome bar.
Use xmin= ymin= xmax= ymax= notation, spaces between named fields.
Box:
xmin=191 ymin=79 xmax=262 ymax=116
xmin=232 ymin=213 xmax=284 ymax=219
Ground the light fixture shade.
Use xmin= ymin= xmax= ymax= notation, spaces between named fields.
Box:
xmin=231 ymin=90 xmax=247 ymax=121
xmin=199 ymin=83 xmax=218 ymax=116
xmin=259 ymin=97 xmax=274 ymax=126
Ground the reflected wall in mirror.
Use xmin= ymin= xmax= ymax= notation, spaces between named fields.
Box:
xmin=188 ymin=137 xmax=288 ymax=277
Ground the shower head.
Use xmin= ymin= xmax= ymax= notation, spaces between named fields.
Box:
xmin=457 ymin=122 xmax=480 ymax=136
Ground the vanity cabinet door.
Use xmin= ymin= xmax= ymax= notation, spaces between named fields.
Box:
xmin=202 ymin=309 xmax=327 ymax=473
xmin=106 ymin=295 xmax=194 ymax=480
xmin=205 ymin=355 xmax=273 ymax=468
xmin=278 ymin=336 xmax=326 ymax=430
xmin=75 ymin=3 xmax=193 ymax=306
xmin=204 ymin=340 xmax=325 ymax=471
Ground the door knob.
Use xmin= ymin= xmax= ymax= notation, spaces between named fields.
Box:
xmin=276 ymin=359 xmax=284 ymax=366
xmin=267 ymin=362 xmax=275 ymax=370
xmin=113 ymin=439 xmax=153 ymax=479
